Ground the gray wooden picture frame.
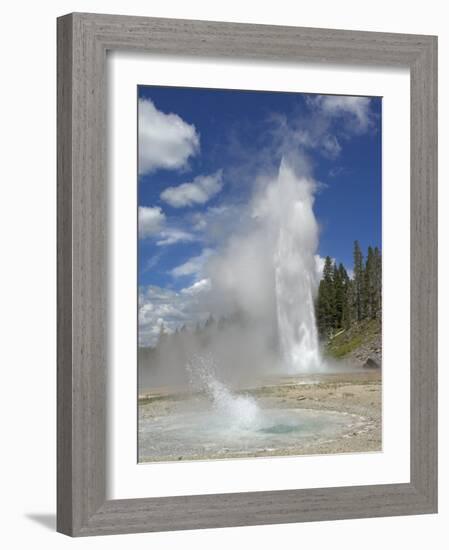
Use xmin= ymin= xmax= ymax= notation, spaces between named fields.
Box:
xmin=57 ymin=12 xmax=438 ymax=537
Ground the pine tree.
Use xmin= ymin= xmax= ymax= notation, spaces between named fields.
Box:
xmin=316 ymin=279 xmax=327 ymax=338
xmin=336 ymin=263 xmax=350 ymax=328
xmin=333 ymin=263 xmax=341 ymax=328
xmin=364 ymin=246 xmax=375 ymax=319
xmin=373 ymin=246 xmax=382 ymax=319
xmin=316 ymin=256 xmax=335 ymax=339
xmin=353 ymin=240 xmax=364 ymax=322
xmin=315 ymin=242 xmax=382 ymax=339
xmin=342 ymin=277 xmax=354 ymax=329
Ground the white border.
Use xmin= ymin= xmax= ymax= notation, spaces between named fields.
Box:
xmin=107 ymin=52 xmax=410 ymax=499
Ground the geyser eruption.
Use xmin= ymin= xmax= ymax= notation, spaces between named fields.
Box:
xmin=206 ymin=156 xmax=323 ymax=376
xmin=272 ymin=158 xmax=322 ymax=372
xmin=140 ymin=350 xmax=364 ymax=461
xmin=187 ymin=354 xmax=261 ymax=430
xmin=139 ymin=156 xmax=324 ymax=394
xmin=197 ymin=156 xmax=323 ymax=376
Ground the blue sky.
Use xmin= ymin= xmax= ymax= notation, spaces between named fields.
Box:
xmin=137 ymin=86 xmax=381 ymax=345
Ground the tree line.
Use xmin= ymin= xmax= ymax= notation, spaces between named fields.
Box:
xmin=316 ymin=241 xmax=381 ymax=340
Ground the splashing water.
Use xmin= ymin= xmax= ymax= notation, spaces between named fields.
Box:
xmin=273 ymin=159 xmax=322 ymax=372
xmin=187 ymin=354 xmax=261 ymax=430
xmin=141 ymin=351 xmax=365 ymax=462
xmin=139 ymin=353 xmax=367 ymax=462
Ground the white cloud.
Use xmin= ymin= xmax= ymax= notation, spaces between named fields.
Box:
xmin=160 ymin=170 xmax=223 ymax=208
xmin=312 ymin=95 xmax=374 ymax=133
xmin=189 ymin=205 xmax=242 ymax=244
xmin=138 ymin=206 xmax=166 ymax=238
xmin=138 ymin=98 xmax=200 ymax=174
xmin=328 ymin=166 xmax=345 ymax=178
xmin=170 ymin=248 xmax=214 ymax=279
xmin=321 ymin=134 xmax=342 ymax=159
xmin=181 ymin=278 xmax=212 ymax=296
xmin=143 ymin=252 xmax=162 ymax=271
xmin=267 ymin=95 xmax=373 ymax=163
xmin=138 ymin=206 xmax=197 ymax=246
xmin=139 ymin=282 xmax=212 ymax=346
xmin=156 ymin=228 xmax=195 ymax=247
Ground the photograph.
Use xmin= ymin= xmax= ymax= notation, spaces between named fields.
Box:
xmin=137 ymin=85 xmax=382 ymax=463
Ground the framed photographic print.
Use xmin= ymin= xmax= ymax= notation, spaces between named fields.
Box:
xmin=57 ymin=13 xmax=438 ymax=536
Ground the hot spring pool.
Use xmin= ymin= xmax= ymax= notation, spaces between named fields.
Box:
xmin=138 ymin=407 xmax=365 ymax=462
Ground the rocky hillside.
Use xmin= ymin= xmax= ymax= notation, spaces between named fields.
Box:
xmin=324 ymin=318 xmax=381 ymax=368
